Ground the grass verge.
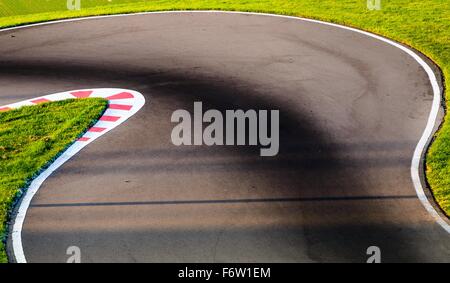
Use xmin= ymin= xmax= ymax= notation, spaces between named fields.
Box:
xmin=0 ymin=98 xmax=108 ymax=263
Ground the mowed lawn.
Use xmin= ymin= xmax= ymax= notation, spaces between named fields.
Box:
xmin=0 ymin=0 xmax=449 ymax=260
xmin=0 ymin=98 xmax=107 ymax=262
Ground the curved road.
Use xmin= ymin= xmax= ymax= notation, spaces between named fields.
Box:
xmin=1 ymin=12 xmax=449 ymax=262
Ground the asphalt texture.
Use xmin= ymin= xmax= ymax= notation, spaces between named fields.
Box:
xmin=0 ymin=12 xmax=449 ymax=262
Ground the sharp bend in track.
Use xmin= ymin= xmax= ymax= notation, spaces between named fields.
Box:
xmin=0 ymin=12 xmax=449 ymax=262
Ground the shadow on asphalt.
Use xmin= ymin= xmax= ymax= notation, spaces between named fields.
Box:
xmin=0 ymin=59 xmax=417 ymax=262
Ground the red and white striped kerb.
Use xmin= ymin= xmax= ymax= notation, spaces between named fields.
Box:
xmin=5 ymin=88 xmax=145 ymax=263
xmin=0 ymin=88 xmax=146 ymax=145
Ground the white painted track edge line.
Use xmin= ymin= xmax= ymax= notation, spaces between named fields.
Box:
xmin=2 ymin=88 xmax=145 ymax=263
xmin=1 ymin=11 xmax=448 ymax=263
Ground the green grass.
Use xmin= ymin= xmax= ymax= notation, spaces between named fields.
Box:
xmin=0 ymin=0 xmax=449 ymax=258
xmin=427 ymin=123 xmax=450 ymax=215
xmin=0 ymin=98 xmax=107 ymax=263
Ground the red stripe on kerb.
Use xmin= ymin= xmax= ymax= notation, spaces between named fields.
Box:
xmin=99 ymin=115 xmax=120 ymax=122
xmin=107 ymin=92 xmax=134 ymax=100
xmin=71 ymin=91 xmax=93 ymax=98
xmin=109 ymin=104 xmax=132 ymax=110
xmin=31 ymin=98 xmax=50 ymax=104
xmin=78 ymin=137 xmax=90 ymax=142
xmin=88 ymin=127 xmax=107 ymax=133
xmin=0 ymin=107 xmax=11 ymax=112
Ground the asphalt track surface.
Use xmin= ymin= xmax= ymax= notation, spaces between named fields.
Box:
xmin=1 ymin=12 xmax=450 ymax=262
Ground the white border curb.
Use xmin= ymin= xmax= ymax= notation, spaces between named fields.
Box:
xmin=0 ymin=88 xmax=145 ymax=263
xmin=1 ymin=11 xmax=448 ymax=263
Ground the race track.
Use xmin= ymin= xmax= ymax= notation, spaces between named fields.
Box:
xmin=1 ymin=12 xmax=449 ymax=262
